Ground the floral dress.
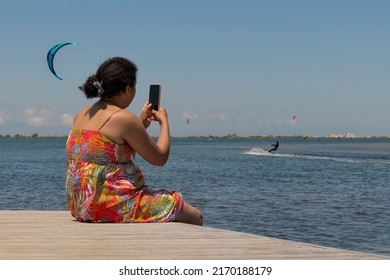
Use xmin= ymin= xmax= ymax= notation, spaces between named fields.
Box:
xmin=65 ymin=129 xmax=182 ymax=223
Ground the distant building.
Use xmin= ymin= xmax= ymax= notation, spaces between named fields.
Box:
xmin=327 ymin=134 xmax=345 ymax=138
xmin=327 ymin=133 xmax=355 ymax=138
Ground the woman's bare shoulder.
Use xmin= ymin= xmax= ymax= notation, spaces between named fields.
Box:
xmin=115 ymin=109 xmax=138 ymax=121
xmin=110 ymin=109 xmax=143 ymax=130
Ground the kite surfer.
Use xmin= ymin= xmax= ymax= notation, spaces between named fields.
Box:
xmin=268 ymin=141 xmax=279 ymax=153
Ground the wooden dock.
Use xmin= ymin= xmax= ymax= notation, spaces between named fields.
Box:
xmin=0 ymin=211 xmax=388 ymax=260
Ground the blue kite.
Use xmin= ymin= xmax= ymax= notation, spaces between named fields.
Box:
xmin=47 ymin=42 xmax=78 ymax=80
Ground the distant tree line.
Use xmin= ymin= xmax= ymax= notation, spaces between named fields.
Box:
xmin=0 ymin=133 xmax=388 ymax=140
xmin=0 ymin=133 xmax=67 ymax=139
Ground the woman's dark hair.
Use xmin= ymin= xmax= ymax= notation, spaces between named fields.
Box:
xmin=79 ymin=57 xmax=138 ymax=99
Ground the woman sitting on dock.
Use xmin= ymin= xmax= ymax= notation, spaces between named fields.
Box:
xmin=65 ymin=57 xmax=202 ymax=225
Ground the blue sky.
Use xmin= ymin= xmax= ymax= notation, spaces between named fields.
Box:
xmin=1 ymin=0 xmax=389 ymax=137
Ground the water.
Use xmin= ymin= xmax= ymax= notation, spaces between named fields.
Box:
xmin=1 ymin=137 xmax=389 ymax=256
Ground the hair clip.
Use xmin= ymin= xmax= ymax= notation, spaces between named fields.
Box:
xmin=93 ymin=80 xmax=105 ymax=96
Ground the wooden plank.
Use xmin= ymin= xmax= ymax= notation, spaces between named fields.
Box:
xmin=0 ymin=211 xmax=388 ymax=260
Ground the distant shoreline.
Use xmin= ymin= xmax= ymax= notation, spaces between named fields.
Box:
xmin=1 ymin=134 xmax=389 ymax=140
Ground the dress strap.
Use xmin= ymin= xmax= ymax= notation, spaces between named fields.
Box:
xmin=98 ymin=109 xmax=122 ymax=132
xmin=72 ymin=113 xmax=79 ymax=127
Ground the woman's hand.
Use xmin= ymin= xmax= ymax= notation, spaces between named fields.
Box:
xmin=152 ymin=107 xmax=168 ymax=125
xmin=139 ymin=102 xmax=153 ymax=129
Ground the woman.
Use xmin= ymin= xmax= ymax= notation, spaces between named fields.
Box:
xmin=66 ymin=57 xmax=203 ymax=225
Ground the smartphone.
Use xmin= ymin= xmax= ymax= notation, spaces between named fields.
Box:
xmin=149 ymin=84 xmax=161 ymax=111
